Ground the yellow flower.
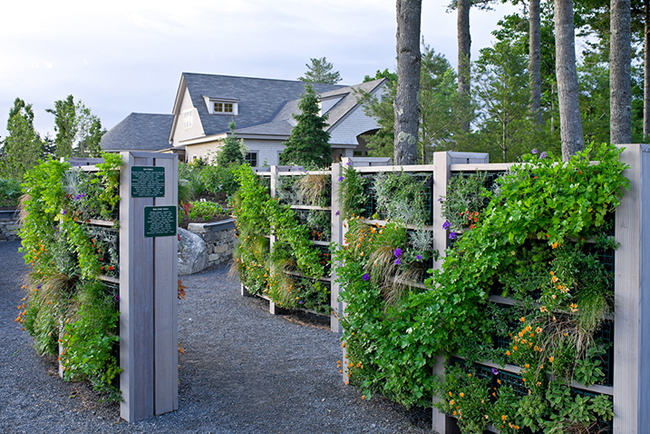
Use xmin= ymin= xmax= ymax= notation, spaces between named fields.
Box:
xmin=460 ymin=392 xmax=465 ymax=398
xmin=549 ymin=356 xmax=554 ymax=362
xmin=552 ymin=242 xmax=558 ymax=249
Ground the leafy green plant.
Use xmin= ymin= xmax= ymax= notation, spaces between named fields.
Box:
xmin=337 ymin=164 xmax=368 ymax=219
xmin=61 ymin=280 xmax=121 ymax=400
xmin=0 ymin=178 xmax=22 ymax=207
xmin=187 ymin=201 xmax=225 ymax=221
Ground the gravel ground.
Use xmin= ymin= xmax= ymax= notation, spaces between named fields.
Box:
xmin=0 ymin=240 xmax=433 ymax=434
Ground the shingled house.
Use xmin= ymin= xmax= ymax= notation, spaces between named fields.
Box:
xmin=100 ymin=73 xmax=387 ymax=166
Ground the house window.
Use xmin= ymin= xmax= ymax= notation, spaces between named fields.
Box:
xmin=183 ymin=111 xmax=193 ymax=129
xmin=245 ymin=152 xmax=258 ymax=167
xmin=214 ymin=102 xmax=234 ymax=113
xmin=205 ymin=96 xmax=239 ymax=115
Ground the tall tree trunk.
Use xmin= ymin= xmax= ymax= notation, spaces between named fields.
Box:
xmin=529 ymin=0 xmax=543 ymax=125
xmin=643 ymin=0 xmax=650 ymax=143
xmin=457 ymin=0 xmax=471 ymax=132
xmin=610 ymin=0 xmax=632 ymax=144
xmin=394 ymin=0 xmax=421 ymax=165
xmin=554 ymin=0 xmax=584 ymax=160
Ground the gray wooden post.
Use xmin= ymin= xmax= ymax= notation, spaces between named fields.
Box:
xmin=614 ymin=144 xmax=650 ymax=433
xmin=431 ymin=151 xmax=451 ymax=433
xmin=119 ymin=152 xmax=178 ymax=422
xmin=330 ymin=162 xmax=343 ymax=332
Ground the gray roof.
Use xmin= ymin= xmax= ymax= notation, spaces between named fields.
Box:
xmin=101 ymin=113 xmax=174 ymax=151
xmin=181 ymin=73 xmax=347 ymax=136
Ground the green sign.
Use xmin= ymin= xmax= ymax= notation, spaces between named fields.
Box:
xmin=132 ymin=166 xmax=165 ymax=198
xmin=144 ymin=205 xmax=177 ymax=238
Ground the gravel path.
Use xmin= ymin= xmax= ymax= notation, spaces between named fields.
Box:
xmin=0 ymin=240 xmax=432 ymax=434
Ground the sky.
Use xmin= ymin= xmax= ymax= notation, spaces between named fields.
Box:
xmin=0 ymin=0 xmax=521 ymax=140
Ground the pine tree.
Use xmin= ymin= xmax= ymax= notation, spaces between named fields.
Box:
xmin=298 ymin=57 xmax=342 ymax=84
xmin=279 ymin=85 xmax=332 ymax=168
xmin=216 ymin=121 xmax=245 ymax=167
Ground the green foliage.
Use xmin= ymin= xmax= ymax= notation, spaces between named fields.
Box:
xmin=372 ymin=171 xmax=430 ymax=226
xmin=17 ymin=155 xmax=122 ymax=401
xmin=358 ymin=44 xmax=462 ymax=162
xmin=298 ymin=57 xmax=342 ymax=84
xmin=440 ymin=172 xmax=489 ymax=233
xmin=335 ymin=143 xmax=624 ymax=427
xmin=61 ymin=280 xmax=121 ymax=400
xmin=216 ymin=121 xmax=245 ymax=167
xmin=0 ymin=98 xmax=45 ymax=181
xmin=337 ymin=164 xmax=368 ymax=219
xmin=231 ymin=165 xmax=328 ymax=310
xmin=46 ymin=95 xmax=105 ymax=159
xmin=279 ymin=85 xmax=332 ymax=168
xmin=0 ymin=178 xmax=22 ymax=207
xmin=187 ymin=201 xmax=225 ymax=221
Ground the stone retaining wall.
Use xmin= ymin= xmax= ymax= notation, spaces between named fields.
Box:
xmin=186 ymin=219 xmax=237 ymax=268
xmin=0 ymin=210 xmax=20 ymax=242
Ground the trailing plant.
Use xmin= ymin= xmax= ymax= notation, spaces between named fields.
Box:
xmin=337 ymin=163 xmax=368 ymax=219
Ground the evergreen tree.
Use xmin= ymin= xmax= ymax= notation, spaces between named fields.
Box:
xmin=298 ymin=57 xmax=342 ymax=84
xmin=216 ymin=121 xmax=245 ymax=167
xmin=279 ymin=85 xmax=332 ymax=168
xmin=0 ymin=98 xmax=44 ymax=180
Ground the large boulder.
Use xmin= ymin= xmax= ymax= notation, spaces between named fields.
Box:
xmin=177 ymin=227 xmax=208 ymax=275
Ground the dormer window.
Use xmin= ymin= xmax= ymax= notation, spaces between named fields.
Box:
xmin=214 ymin=102 xmax=233 ymax=113
xmin=204 ymin=96 xmax=239 ymax=115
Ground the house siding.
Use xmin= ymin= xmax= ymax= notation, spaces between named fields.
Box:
xmin=173 ymin=88 xmax=205 ymax=146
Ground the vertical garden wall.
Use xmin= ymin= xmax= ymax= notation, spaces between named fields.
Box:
xmin=17 ymin=152 xmax=179 ymax=423
xmin=230 ymin=144 xmax=650 ymax=433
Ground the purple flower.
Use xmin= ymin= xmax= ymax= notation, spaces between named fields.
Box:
xmin=532 ymin=149 xmax=538 ymax=155
xmin=492 ymin=368 xmax=499 ymax=375
xmin=299 ymin=301 xmax=303 ymax=304
xmin=74 ymin=193 xmax=85 ymax=200
xmin=437 ymin=197 xmax=443 ymax=202
xmin=540 ymin=151 xmax=547 ymax=159
xmin=442 ymin=221 xmax=450 ymax=230
xmin=37 ymin=284 xmax=41 ymax=289
xmin=362 ymin=273 xmax=370 ymax=281
xmin=394 ymin=258 xmax=401 ymax=265
xmin=115 ymin=295 xmax=120 ymax=302
xmin=61 ymin=209 xmax=67 ymax=215
xmin=449 ymin=232 xmax=457 ymax=240
xmin=416 ymin=254 xmax=423 ymax=261
xmin=338 ymin=176 xmax=345 ymax=182
xmin=394 ymin=248 xmax=402 ymax=258
xmin=336 ymin=210 xmax=340 ymax=216
xmin=346 ymin=161 xmax=352 ymax=166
